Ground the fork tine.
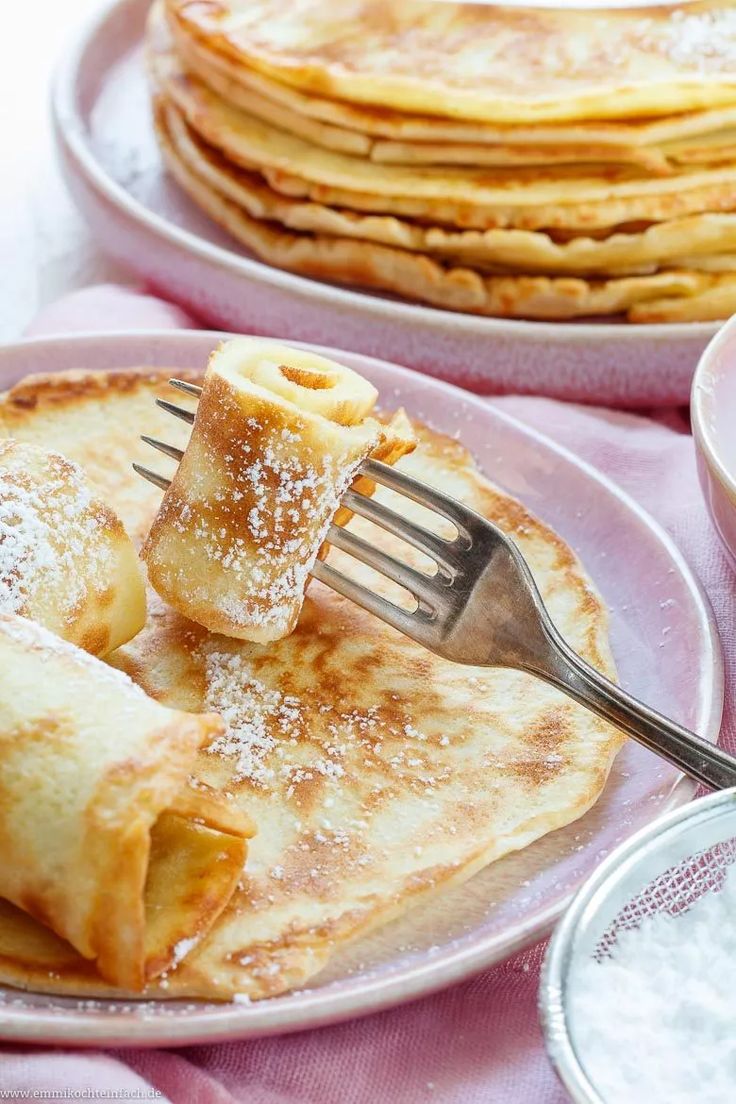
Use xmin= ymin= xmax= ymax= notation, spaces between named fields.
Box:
xmin=324 ymin=523 xmax=443 ymax=607
xmin=132 ymin=463 xmax=171 ymax=491
xmin=360 ymin=459 xmax=477 ymax=538
xmin=341 ymin=488 xmax=459 ymax=572
xmin=141 ymin=435 xmax=184 ymax=461
xmin=170 ymin=379 xmax=203 ymax=397
xmin=311 ymin=559 xmax=423 ymax=636
xmin=156 ymin=398 xmax=196 ymax=424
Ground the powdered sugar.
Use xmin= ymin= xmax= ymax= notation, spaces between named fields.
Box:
xmin=173 ymin=416 xmax=370 ymax=633
xmin=199 ymin=646 xmax=304 ymax=786
xmin=570 ymin=863 xmax=736 ymax=1103
xmin=0 ymin=443 xmax=112 ymax=620
xmin=171 ymin=936 xmax=200 ymax=966
xmin=638 ymin=8 xmax=736 ymax=70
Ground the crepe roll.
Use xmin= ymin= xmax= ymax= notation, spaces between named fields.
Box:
xmin=0 ymin=440 xmax=146 ymax=656
xmin=0 ymin=613 xmax=254 ymax=991
xmin=142 ymin=338 xmax=404 ymax=642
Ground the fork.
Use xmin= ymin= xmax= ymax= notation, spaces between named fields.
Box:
xmin=135 ymin=379 xmax=736 ymax=792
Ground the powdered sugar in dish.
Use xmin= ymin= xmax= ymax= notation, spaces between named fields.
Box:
xmin=569 ymin=863 xmax=736 ymax=1104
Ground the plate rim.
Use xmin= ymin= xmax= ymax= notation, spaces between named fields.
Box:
xmin=691 ymin=314 xmax=736 ymax=501
xmin=51 ymin=0 xmax=722 ymax=349
xmin=0 ymin=328 xmax=724 ymax=1046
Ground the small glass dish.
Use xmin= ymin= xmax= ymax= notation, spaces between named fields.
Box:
xmin=539 ymin=787 xmax=736 ymax=1103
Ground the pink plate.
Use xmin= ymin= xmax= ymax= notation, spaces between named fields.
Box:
xmin=52 ymin=0 xmax=720 ymax=408
xmin=692 ymin=314 xmax=736 ymax=569
xmin=0 ymin=330 xmax=723 ymax=1046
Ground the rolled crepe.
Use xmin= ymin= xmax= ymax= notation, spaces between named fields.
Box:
xmin=0 ymin=439 xmax=146 ymax=656
xmin=0 ymin=613 xmax=254 ymax=991
xmin=143 ymin=339 xmax=413 ymax=641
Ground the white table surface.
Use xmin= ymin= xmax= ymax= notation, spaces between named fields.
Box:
xmin=0 ymin=0 xmax=131 ymax=343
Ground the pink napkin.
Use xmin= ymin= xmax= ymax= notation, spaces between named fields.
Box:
xmin=4 ymin=286 xmax=734 ymax=1104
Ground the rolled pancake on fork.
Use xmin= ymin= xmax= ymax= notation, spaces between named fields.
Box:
xmin=0 ymin=439 xmax=146 ymax=656
xmin=142 ymin=339 xmax=414 ymax=642
xmin=0 ymin=613 xmax=254 ymax=992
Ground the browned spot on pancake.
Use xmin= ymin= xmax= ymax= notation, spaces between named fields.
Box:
xmin=527 ymin=704 xmax=571 ymax=754
xmin=508 ymin=755 xmax=565 ymax=787
xmin=263 ymin=828 xmax=368 ymax=901
xmin=16 ymin=892 xmax=57 ymax=934
xmin=97 ymin=584 xmax=116 ymax=611
xmin=282 ymin=771 xmax=325 ymax=815
xmin=495 ymin=704 xmax=571 ymax=786
xmin=362 ymin=785 xmax=394 ymax=812
xmin=77 ymin=623 xmax=111 ymax=657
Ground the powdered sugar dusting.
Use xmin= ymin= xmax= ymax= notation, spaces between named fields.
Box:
xmin=570 ymin=863 xmax=736 ymax=1103
xmin=200 ymin=646 xmax=305 ymax=786
xmin=171 ymin=935 xmax=200 ymax=966
xmin=638 ymin=8 xmax=736 ymax=69
xmin=0 ymin=443 xmax=112 ymax=620
xmin=173 ymin=419 xmax=370 ymax=633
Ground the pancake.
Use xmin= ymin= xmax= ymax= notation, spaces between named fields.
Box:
xmin=0 ymin=612 xmax=253 ymax=991
xmin=162 ymin=100 xmax=736 ymax=278
xmin=164 ymin=3 xmax=736 ymax=148
xmin=0 ymin=366 xmax=624 ymax=999
xmin=165 ymin=0 xmax=736 ymax=124
xmin=151 ymin=44 xmax=736 ymax=232
xmin=153 ymin=119 xmax=736 ymax=321
xmin=142 ymin=340 xmax=384 ymax=641
xmin=163 ymin=6 xmax=736 ymax=173
xmin=0 ymin=439 xmax=145 ymax=657
xmin=0 ymin=368 xmax=196 ymax=546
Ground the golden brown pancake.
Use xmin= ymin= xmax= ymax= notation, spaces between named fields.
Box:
xmin=161 ymin=99 xmax=736 ymax=278
xmin=142 ymin=340 xmax=384 ymax=641
xmin=0 ymin=367 xmax=624 ymax=999
xmin=151 ymin=116 xmax=736 ymax=322
xmin=163 ymin=4 xmax=736 ymax=173
xmin=164 ymin=3 xmax=736 ymax=151
xmin=0 ymin=611 xmax=253 ymax=991
xmin=146 ymin=3 xmax=736 ymax=323
xmin=165 ymin=0 xmax=736 ymax=124
xmin=0 ymin=439 xmax=145 ymax=657
xmin=151 ymin=43 xmax=736 ymax=232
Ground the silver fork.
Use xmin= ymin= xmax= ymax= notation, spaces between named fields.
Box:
xmin=135 ymin=379 xmax=736 ymax=792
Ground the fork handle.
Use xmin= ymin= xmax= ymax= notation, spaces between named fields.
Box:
xmin=533 ymin=630 xmax=735 ymax=791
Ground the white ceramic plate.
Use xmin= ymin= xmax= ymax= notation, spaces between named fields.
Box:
xmin=51 ymin=0 xmax=721 ymax=408
xmin=0 ymin=330 xmax=723 ymax=1046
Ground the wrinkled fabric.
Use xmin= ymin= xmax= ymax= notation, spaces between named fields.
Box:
xmin=1 ymin=286 xmax=731 ymax=1103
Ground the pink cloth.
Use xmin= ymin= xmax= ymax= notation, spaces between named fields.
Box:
xmin=3 ymin=286 xmax=734 ymax=1103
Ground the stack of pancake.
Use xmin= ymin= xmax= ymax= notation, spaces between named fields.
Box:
xmin=149 ymin=0 xmax=736 ymax=323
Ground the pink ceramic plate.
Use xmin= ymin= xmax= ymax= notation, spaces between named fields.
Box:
xmin=0 ymin=330 xmax=723 ymax=1046
xmin=692 ymin=314 xmax=736 ymax=568
xmin=52 ymin=0 xmax=720 ymax=408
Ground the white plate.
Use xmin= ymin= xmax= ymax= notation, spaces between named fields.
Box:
xmin=0 ymin=330 xmax=723 ymax=1045
xmin=51 ymin=0 xmax=720 ymax=408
